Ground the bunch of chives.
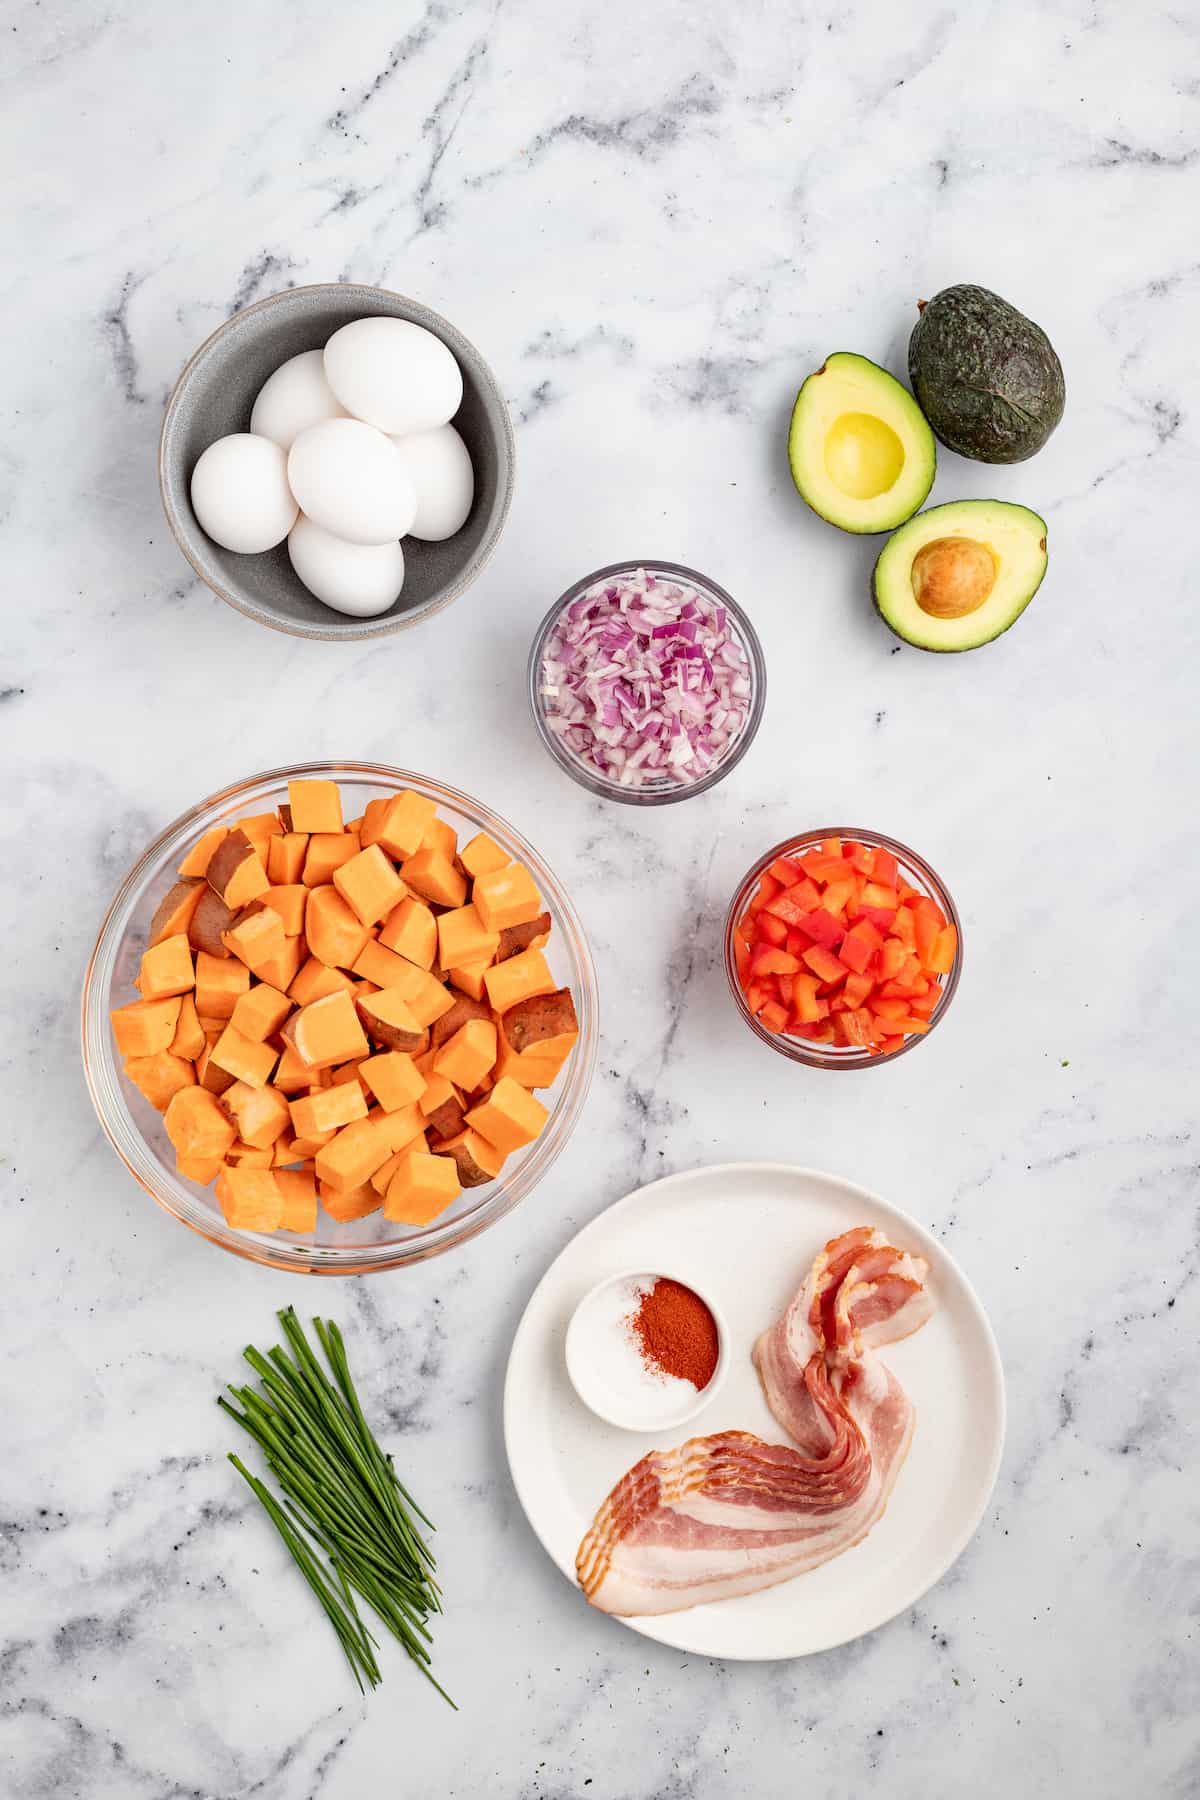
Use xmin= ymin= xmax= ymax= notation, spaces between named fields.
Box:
xmin=219 ymin=1306 xmax=453 ymax=1705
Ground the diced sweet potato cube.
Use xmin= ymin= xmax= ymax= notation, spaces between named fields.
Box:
xmin=149 ymin=879 xmax=204 ymax=947
xmin=447 ymin=959 xmax=491 ymax=1002
xmin=421 ymin=815 xmax=458 ymax=860
xmin=371 ymin=1103 xmax=426 ymax=1152
xmin=356 ymin=989 xmax=428 ymax=1054
xmin=288 ymin=955 xmax=356 ymax=1007
xmin=429 ymin=989 xmax=492 ymax=1049
xmin=283 ymin=989 xmax=370 ymax=1070
xmin=215 ymin=1165 xmax=282 ymax=1231
xmin=206 ymin=829 xmax=270 ymax=911
xmin=178 ymin=826 xmax=228 ymax=879
xmin=288 ymin=1129 xmax=336 ymax=1160
xmin=352 ymin=939 xmax=417 ymax=989
xmin=194 ymin=951 xmax=249 ymax=1020
xmin=287 ymin=778 xmax=343 ymax=834
xmin=433 ymin=1019 xmax=497 ymax=1093
xmin=176 ymin=1152 xmax=225 ymax=1184
xmin=111 ymin=995 xmax=183 ymax=1058
xmin=254 ymin=936 xmax=306 ymax=993
xmin=465 ymin=1076 xmax=549 ymax=1153
xmin=261 ymin=884 xmax=307 ymax=937
xmin=137 ymin=933 xmax=195 ymax=1002
xmin=222 ymin=905 xmax=287 ymax=976
xmin=289 ymin=1083 xmax=369 ymax=1138
xmin=303 ymin=832 xmax=361 ymax=887
xmin=483 ymin=947 xmax=556 ymax=1015
xmin=125 ymin=1051 xmax=196 ymax=1111
xmin=471 ymin=863 xmax=542 ymax=933
xmin=267 ymin=832 xmax=308 ymax=886
xmin=169 ymin=993 xmax=207 ymax=1062
xmin=494 ymin=1034 xmax=568 ymax=1090
xmin=320 ymin=1180 xmax=381 ymax=1222
xmin=398 ymin=847 xmax=466 ymax=910
xmin=358 ymin=796 xmax=392 ymax=851
xmin=383 ymin=1151 xmax=461 ymax=1224
xmin=276 ymin=1168 xmax=318 ymax=1232
xmin=210 ymin=1024 xmax=278 ymax=1089
xmin=195 ymin=1039 xmax=235 ymax=1095
xmin=189 ymin=888 xmax=236 ymax=959
xmin=378 ymin=895 xmax=438 ymax=968
xmin=459 ymin=832 xmax=510 ymax=880
xmin=431 ymin=1128 xmax=505 ymax=1187
xmin=272 ymin=1041 xmax=317 ymax=1093
xmin=232 ymin=812 xmax=283 ymax=864
xmin=230 ymin=983 xmax=293 ymax=1043
xmin=333 ymin=843 xmax=407 ymax=928
xmin=382 ymin=963 xmax=456 ymax=1028
xmin=315 ymin=1118 xmax=392 ymax=1193
xmin=495 ymin=913 xmax=552 ymax=964
xmin=370 ymin=1148 xmax=409 ymax=1195
xmin=373 ymin=790 xmax=436 ymax=861
xmin=502 ymin=988 xmax=579 ymax=1051
xmin=330 ymin=1057 xmax=369 ymax=1092
xmin=226 ymin=1140 xmax=276 ymax=1167
xmin=305 ymin=884 xmax=370 ymax=968
xmin=361 ymin=1051 xmax=426 ymax=1113
xmin=436 ymin=903 xmax=500 ymax=970
xmin=164 ymin=1085 xmax=237 ymax=1163
xmin=221 ymin=1080 xmax=291 ymax=1148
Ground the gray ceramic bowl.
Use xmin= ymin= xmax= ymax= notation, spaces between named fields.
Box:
xmin=159 ymin=283 xmax=515 ymax=640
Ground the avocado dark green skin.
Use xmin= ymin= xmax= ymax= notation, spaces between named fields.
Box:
xmin=908 ymin=285 xmax=1065 ymax=464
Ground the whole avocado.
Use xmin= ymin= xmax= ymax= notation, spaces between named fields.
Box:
xmin=908 ymin=284 xmax=1065 ymax=463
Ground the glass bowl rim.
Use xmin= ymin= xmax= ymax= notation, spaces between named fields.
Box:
xmin=526 ymin=558 xmax=766 ymax=807
xmin=723 ymin=827 xmax=962 ymax=1070
xmin=81 ymin=759 xmax=598 ymax=1273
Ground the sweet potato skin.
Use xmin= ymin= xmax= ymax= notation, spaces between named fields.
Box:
xmin=429 ymin=989 xmax=491 ymax=1049
xmin=189 ymin=887 xmax=237 ymax=957
xmin=425 ymin=1094 xmax=466 ymax=1140
xmin=502 ymin=987 xmax=579 ymax=1052
xmin=495 ymin=912 xmax=552 ymax=963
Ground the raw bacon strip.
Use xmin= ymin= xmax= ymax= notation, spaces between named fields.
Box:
xmin=577 ymin=1356 xmax=914 ymax=1616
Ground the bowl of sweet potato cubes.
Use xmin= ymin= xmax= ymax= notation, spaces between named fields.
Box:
xmin=82 ymin=763 xmax=597 ymax=1273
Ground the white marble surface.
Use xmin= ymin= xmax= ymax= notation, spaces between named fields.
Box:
xmin=3 ymin=1 xmax=1198 ymax=1794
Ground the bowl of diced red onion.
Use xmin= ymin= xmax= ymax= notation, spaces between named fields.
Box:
xmin=528 ymin=562 xmax=765 ymax=805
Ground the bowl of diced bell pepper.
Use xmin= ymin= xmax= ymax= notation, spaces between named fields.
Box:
xmin=724 ymin=829 xmax=962 ymax=1067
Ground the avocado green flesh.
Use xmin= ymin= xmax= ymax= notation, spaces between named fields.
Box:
xmin=788 ymin=352 xmax=936 ymax=534
xmin=873 ymin=499 xmax=1048 ymax=652
xmin=908 ymin=285 xmax=1065 ymax=464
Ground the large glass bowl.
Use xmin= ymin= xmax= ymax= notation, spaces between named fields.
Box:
xmin=82 ymin=762 xmax=598 ymax=1274
xmin=724 ymin=828 xmax=962 ymax=1069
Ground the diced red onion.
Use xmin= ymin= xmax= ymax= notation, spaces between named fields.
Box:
xmin=540 ymin=567 xmax=754 ymax=790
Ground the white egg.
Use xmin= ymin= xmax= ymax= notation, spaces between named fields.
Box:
xmin=390 ymin=424 xmax=475 ymax=541
xmin=249 ymin=349 xmax=347 ymax=450
xmin=323 ymin=317 xmax=463 ymax=435
xmin=287 ymin=515 xmax=404 ymax=617
xmin=287 ymin=418 xmax=416 ymax=546
xmin=190 ymin=434 xmax=297 ymax=553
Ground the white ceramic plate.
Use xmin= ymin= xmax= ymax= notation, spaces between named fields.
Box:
xmin=503 ymin=1162 xmax=1005 ymax=1659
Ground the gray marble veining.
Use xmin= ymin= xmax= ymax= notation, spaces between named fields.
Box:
xmin=2 ymin=1 xmax=1198 ymax=1795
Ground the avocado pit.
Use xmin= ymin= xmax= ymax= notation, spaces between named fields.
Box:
xmin=910 ymin=535 xmax=997 ymax=619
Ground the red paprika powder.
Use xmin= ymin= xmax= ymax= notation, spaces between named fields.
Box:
xmin=630 ymin=1278 xmax=719 ymax=1389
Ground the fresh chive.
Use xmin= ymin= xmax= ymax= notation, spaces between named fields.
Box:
xmin=220 ymin=1309 xmax=450 ymax=1704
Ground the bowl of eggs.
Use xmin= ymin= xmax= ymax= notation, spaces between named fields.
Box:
xmin=159 ymin=284 xmax=515 ymax=639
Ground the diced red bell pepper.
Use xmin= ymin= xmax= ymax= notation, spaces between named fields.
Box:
xmin=835 ymin=1007 xmax=875 ymax=1048
xmin=859 ymin=904 xmax=897 ymax=932
xmin=821 ymin=837 xmax=843 ymax=857
xmin=878 ymin=1034 xmax=905 ymax=1055
xmin=750 ymin=945 xmax=800 ymax=976
xmin=839 ymin=918 xmax=884 ymax=974
xmin=785 ymin=928 xmax=813 ymax=957
xmin=890 ymin=905 xmax=917 ymax=950
xmin=786 ymin=1020 xmax=822 ymax=1039
xmin=736 ymin=914 xmax=756 ymax=948
xmin=748 ymin=873 xmax=781 ymax=913
xmin=843 ymin=841 xmax=875 ymax=876
xmin=800 ymin=908 xmax=845 ymax=949
xmin=909 ymin=988 xmax=940 ymax=1018
xmin=927 ymin=925 xmax=957 ymax=974
xmin=763 ymin=889 xmax=816 ymax=928
xmin=842 ymin=970 xmax=874 ymax=1009
xmin=768 ymin=857 xmax=801 ymax=887
xmin=821 ymin=879 xmax=858 ymax=918
xmin=870 ymin=996 xmax=910 ymax=1021
xmin=790 ymin=974 xmax=821 ymax=1024
xmin=734 ymin=935 xmax=750 ymax=983
xmin=877 ymin=938 xmax=907 ymax=980
xmin=754 ymin=911 xmax=789 ymax=947
xmin=744 ymin=980 xmax=772 ymax=1015
xmin=759 ymin=1000 xmax=789 ymax=1033
xmin=872 ymin=848 xmax=898 ymax=888
xmin=913 ymin=907 xmax=941 ymax=967
xmin=893 ymin=1015 xmax=930 ymax=1034
xmin=862 ymin=882 xmax=900 ymax=911
xmin=802 ymin=944 xmax=845 ymax=984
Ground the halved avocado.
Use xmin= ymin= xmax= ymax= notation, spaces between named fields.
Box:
xmin=788 ymin=352 xmax=936 ymax=535
xmin=873 ymin=499 xmax=1048 ymax=652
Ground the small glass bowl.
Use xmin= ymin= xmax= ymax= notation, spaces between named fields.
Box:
xmin=82 ymin=761 xmax=598 ymax=1275
xmin=527 ymin=560 xmax=766 ymax=806
xmin=724 ymin=828 xmax=963 ymax=1070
